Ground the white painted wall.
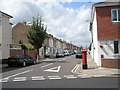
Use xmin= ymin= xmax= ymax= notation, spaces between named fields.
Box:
xmin=0 ymin=12 xmax=12 ymax=59
xmin=91 ymin=10 xmax=101 ymax=66
xmin=99 ymin=40 xmax=120 ymax=59
xmin=0 ymin=13 xmax=2 ymax=60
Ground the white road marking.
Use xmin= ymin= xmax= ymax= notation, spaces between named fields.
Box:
xmin=32 ymin=76 xmax=45 ymax=80
xmin=44 ymin=66 xmax=61 ymax=72
xmin=92 ymin=75 xmax=106 ymax=77
xmin=13 ymin=77 xmax=26 ymax=82
xmin=59 ymin=60 xmax=64 ymax=62
xmin=0 ymin=78 xmax=9 ymax=82
xmin=41 ymin=63 xmax=53 ymax=68
xmin=48 ymin=76 xmax=61 ymax=80
xmin=71 ymin=64 xmax=79 ymax=73
xmin=3 ymin=69 xmax=33 ymax=80
xmin=77 ymin=75 xmax=92 ymax=78
xmin=64 ymin=75 xmax=77 ymax=79
xmin=74 ymin=64 xmax=80 ymax=73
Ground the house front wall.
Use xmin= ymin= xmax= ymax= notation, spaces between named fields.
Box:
xmin=12 ymin=22 xmax=30 ymax=44
xmin=96 ymin=6 xmax=120 ymax=40
xmin=2 ymin=14 xmax=12 ymax=59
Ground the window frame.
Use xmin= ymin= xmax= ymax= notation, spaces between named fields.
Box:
xmin=111 ymin=9 xmax=120 ymax=23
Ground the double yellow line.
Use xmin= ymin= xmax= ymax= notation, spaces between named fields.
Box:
xmin=71 ymin=64 xmax=81 ymax=74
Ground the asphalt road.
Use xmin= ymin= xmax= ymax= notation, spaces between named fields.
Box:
xmin=0 ymin=55 xmax=119 ymax=88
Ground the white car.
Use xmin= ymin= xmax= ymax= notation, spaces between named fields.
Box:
xmin=63 ymin=50 xmax=69 ymax=56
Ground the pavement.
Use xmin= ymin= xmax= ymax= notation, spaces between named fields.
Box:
xmin=74 ymin=53 xmax=120 ymax=77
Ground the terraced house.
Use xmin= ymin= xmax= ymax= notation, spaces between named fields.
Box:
xmin=12 ymin=22 xmax=79 ymax=58
xmin=0 ymin=11 xmax=13 ymax=60
xmin=90 ymin=0 xmax=120 ymax=68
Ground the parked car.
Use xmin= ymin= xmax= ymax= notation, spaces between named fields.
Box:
xmin=69 ymin=51 xmax=74 ymax=55
xmin=56 ymin=52 xmax=64 ymax=58
xmin=63 ymin=50 xmax=69 ymax=56
xmin=76 ymin=52 xmax=82 ymax=58
xmin=7 ymin=55 xmax=36 ymax=67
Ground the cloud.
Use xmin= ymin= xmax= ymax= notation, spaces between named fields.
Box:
xmin=0 ymin=0 xmax=92 ymax=47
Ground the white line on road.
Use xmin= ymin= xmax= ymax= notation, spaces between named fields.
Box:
xmin=32 ymin=76 xmax=45 ymax=80
xmin=3 ymin=69 xmax=33 ymax=79
xmin=41 ymin=63 xmax=53 ymax=68
xmin=48 ymin=76 xmax=61 ymax=80
xmin=44 ymin=66 xmax=61 ymax=72
xmin=0 ymin=78 xmax=9 ymax=82
xmin=13 ymin=77 xmax=26 ymax=82
xmin=64 ymin=75 xmax=77 ymax=79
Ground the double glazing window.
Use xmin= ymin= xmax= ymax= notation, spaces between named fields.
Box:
xmin=111 ymin=9 xmax=120 ymax=22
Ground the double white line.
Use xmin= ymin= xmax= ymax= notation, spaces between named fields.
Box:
xmin=71 ymin=64 xmax=81 ymax=74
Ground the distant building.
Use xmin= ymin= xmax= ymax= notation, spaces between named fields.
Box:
xmin=90 ymin=0 xmax=120 ymax=68
xmin=0 ymin=11 xmax=13 ymax=59
xmin=12 ymin=21 xmax=30 ymax=44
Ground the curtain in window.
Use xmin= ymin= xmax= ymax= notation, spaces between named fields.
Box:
xmin=112 ymin=10 xmax=117 ymax=21
xmin=118 ymin=10 xmax=120 ymax=21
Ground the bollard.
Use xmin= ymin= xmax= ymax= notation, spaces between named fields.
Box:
xmin=81 ymin=50 xmax=87 ymax=69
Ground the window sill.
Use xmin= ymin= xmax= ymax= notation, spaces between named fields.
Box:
xmin=112 ymin=21 xmax=120 ymax=23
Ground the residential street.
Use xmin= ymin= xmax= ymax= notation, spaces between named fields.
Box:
xmin=1 ymin=55 xmax=119 ymax=88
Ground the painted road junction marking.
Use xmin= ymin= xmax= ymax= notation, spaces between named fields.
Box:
xmin=44 ymin=66 xmax=61 ymax=72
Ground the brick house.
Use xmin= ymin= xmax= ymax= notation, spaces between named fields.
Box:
xmin=90 ymin=0 xmax=120 ymax=68
xmin=0 ymin=11 xmax=13 ymax=60
xmin=12 ymin=21 xmax=30 ymax=44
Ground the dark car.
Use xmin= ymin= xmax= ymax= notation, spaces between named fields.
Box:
xmin=56 ymin=52 xmax=64 ymax=58
xmin=76 ymin=52 xmax=82 ymax=58
xmin=7 ymin=55 xmax=36 ymax=67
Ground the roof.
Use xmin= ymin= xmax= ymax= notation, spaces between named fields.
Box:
xmin=0 ymin=11 xmax=13 ymax=18
xmin=93 ymin=0 xmax=120 ymax=6
xmin=105 ymin=0 xmax=120 ymax=2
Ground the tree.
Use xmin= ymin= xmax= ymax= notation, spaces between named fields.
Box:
xmin=80 ymin=46 xmax=83 ymax=50
xmin=27 ymin=15 xmax=47 ymax=60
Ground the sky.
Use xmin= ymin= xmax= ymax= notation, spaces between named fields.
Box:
xmin=0 ymin=0 xmax=105 ymax=48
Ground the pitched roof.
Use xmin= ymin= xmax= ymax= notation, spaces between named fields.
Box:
xmin=105 ymin=0 xmax=120 ymax=2
xmin=0 ymin=11 xmax=13 ymax=18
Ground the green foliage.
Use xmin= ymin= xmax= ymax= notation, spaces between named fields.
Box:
xmin=27 ymin=15 xmax=47 ymax=49
xmin=21 ymin=43 xmax=35 ymax=50
xmin=80 ymin=46 xmax=83 ymax=50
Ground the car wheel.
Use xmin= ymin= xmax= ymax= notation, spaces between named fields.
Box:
xmin=7 ymin=64 xmax=12 ymax=67
xmin=23 ymin=61 xmax=26 ymax=67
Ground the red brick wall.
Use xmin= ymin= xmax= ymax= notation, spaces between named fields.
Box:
xmin=96 ymin=6 xmax=120 ymax=40
xmin=10 ymin=49 xmax=37 ymax=58
xmin=101 ymin=58 xmax=120 ymax=69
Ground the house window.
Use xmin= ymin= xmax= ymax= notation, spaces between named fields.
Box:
xmin=114 ymin=41 xmax=119 ymax=54
xmin=111 ymin=9 xmax=120 ymax=22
